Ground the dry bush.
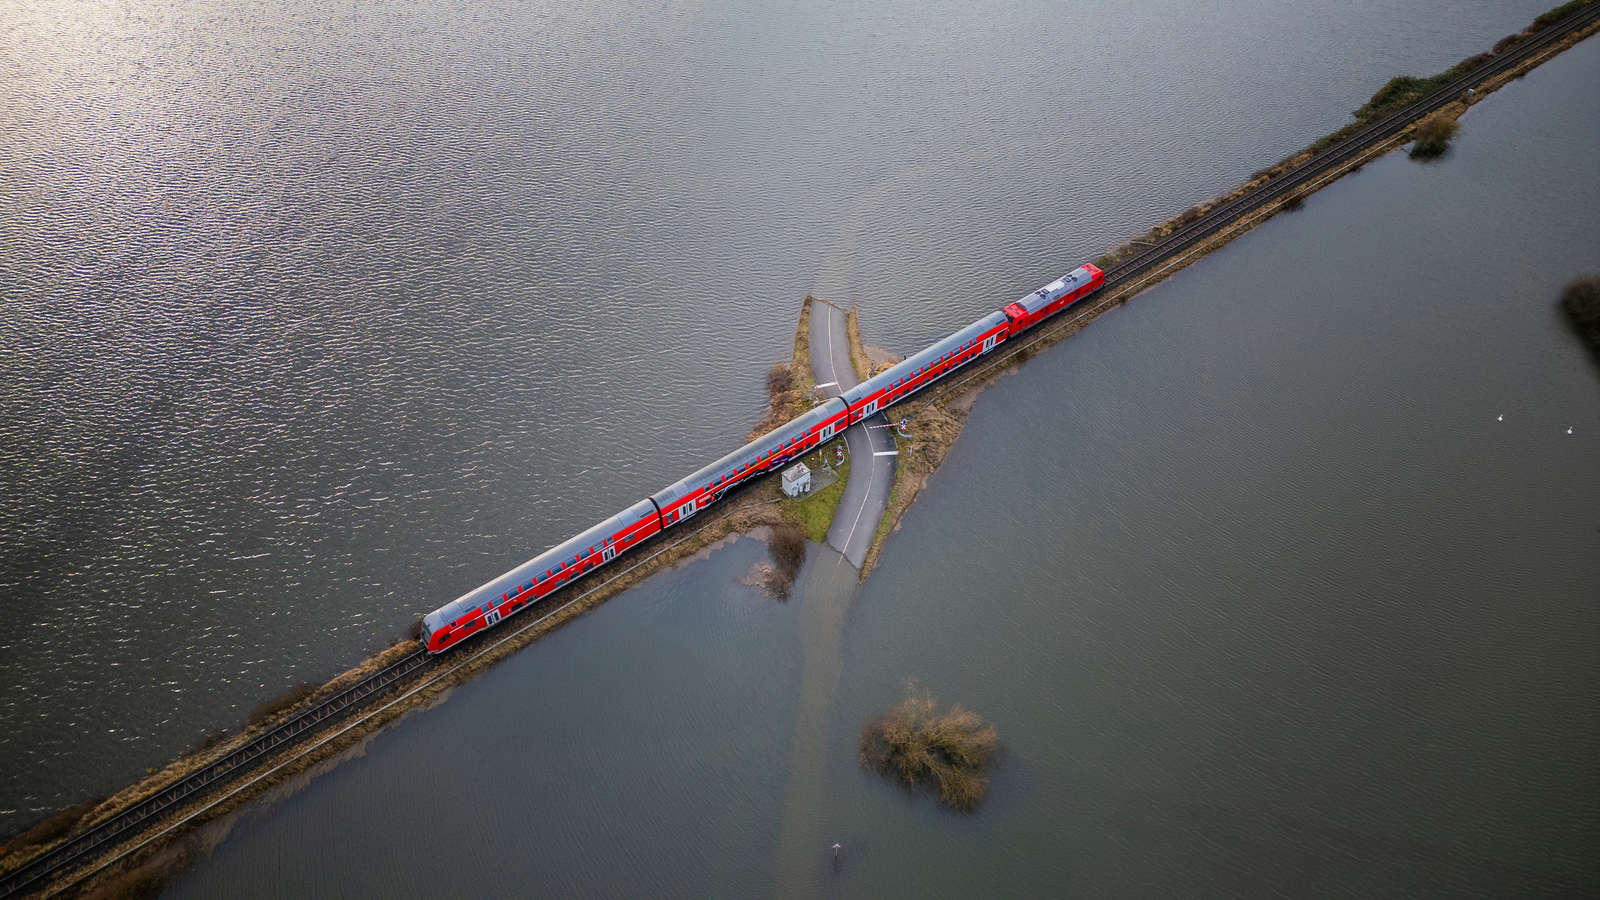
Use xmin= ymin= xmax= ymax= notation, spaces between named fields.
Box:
xmin=405 ymin=618 xmax=424 ymax=642
xmin=1410 ymin=111 xmax=1460 ymax=159
xmin=247 ymin=682 xmax=317 ymax=726
xmin=859 ymin=684 xmax=999 ymax=812
xmin=763 ymin=520 xmax=808 ymax=599
xmin=185 ymin=729 xmax=231 ymax=757
xmin=766 ymin=364 xmax=794 ymax=396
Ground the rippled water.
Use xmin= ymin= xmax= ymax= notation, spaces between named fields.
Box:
xmin=166 ymin=29 xmax=1597 ymax=899
xmin=0 ymin=0 xmax=1572 ymax=831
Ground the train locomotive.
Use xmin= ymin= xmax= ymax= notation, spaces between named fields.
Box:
xmin=421 ymin=263 xmax=1103 ymax=653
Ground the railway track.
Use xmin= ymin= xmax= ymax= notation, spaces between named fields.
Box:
xmin=923 ymin=0 xmax=1599 ymax=405
xmin=0 ymin=496 xmax=761 ymax=899
xmin=5 ymin=6 xmax=1595 ymax=896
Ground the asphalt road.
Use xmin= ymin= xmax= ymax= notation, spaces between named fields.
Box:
xmin=808 ymin=301 xmax=895 ymax=569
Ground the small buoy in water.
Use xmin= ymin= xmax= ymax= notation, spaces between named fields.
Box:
xmin=1497 ymin=414 xmax=1503 ymax=422
xmin=1568 ymin=425 xmax=1574 ymax=435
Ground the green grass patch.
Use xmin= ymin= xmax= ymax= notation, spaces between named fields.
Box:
xmin=783 ymin=443 xmax=850 ymax=544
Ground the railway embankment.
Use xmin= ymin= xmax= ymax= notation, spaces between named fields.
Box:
xmin=3 ymin=298 xmax=845 ymax=899
xmin=9 ymin=3 xmax=1596 ymax=895
xmin=855 ymin=0 xmax=1599 ymax=578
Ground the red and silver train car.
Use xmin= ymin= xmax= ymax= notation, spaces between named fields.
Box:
xmin=421 ymin=498 xmax=661 ymax=653
xmin=422 ymin=399 xmax=850 ymax=653
xmin=650 ymin=398 xmax=849 ymax=528
xmin=840 ymin=311 xmax=1010 ymax=423
xmin=420 ymin=265 xmax=1105 ymax=653
xmin=1002 ymin=264 xmax=1103 ymax=335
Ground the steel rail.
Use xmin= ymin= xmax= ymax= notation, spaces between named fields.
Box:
xmin=917 ymin=3 xmax=1598 ymax=407
xmin=5 ymin=6 xmax=1595 ymax=896
xmin=1 ymin=491 xmax=769 ymax=898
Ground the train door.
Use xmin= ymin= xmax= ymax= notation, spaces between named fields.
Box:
xmin=679 ymin=500 xmax=696 ymax=522
xmin=982 ymin=335 xmax=996 ymax=353
xmin=485 ymin=606 xmax=502 ymax=627
xmin=863 ymin=399 xmax=878 ymax=417
xmin=820 ymin=422 xmax=834 ymax=441
xmin=602 ymin=544 xmax=616 ymax=563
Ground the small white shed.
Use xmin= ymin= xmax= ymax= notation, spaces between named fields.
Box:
xmin=781 ymin=462 xmax=812 ymax=498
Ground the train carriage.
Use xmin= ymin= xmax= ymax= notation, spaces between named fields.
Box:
xmin=421 ymin=497 xmax=662 ymax=653
xmin=1001 ymin=264 xmax=1103 ymax=335
xmin=422 ymin=262 xmax=1105 ymax=654
xmin=842 ymin=311 xmax=1010 ymax=424
xmin=651 ymin=397 xmax=849 ymax=527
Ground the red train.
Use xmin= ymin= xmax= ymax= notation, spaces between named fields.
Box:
xmin=421 ymin=263 xmax=1103 ymax=653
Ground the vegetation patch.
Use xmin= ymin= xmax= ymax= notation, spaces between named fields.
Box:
xmin=781 ymin=449 xmax=850 ymax=544
xmin=762 ymin=520 xmax=809 ymax=599
xmin=247 ymin=682 xmax=318 ymax=726
xmin=843 ymin=305 xmax=874 ymax=380
xmin=0 ymin=796 xmax=103 ymax=856
xmin=748 ymin=297 xmax=817 ymax=440
xmin=859 ymin=684 xmax=999 ymax=813
xmin=1560 ymin=274 xmax=1600 ymax=354
xmin=1092 ymin=0 xmax=1598 ymax=270
xmin=1409 ymin=110 xmax=1461 ymax=159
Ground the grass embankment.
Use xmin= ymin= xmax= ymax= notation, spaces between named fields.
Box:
xmin=1093 ymin=0 xmax=1598 ymax=270
xmin=1561 ymin=274 xmax=1600 ymax=355
xmin=859 ymin=685 xmax=999 ymax=813
xmin=843 ymin=305 xmax=874 ymax=379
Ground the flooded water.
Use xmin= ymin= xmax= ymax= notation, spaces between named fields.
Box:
xmin=0 ymin=0 xmax=1582 ymax=848
xmin=160 ymin=27 xmax=1599 ymax=900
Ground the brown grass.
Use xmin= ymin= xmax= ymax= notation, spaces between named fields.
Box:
xmin=859 ymin=685 xmax=998 ymax=813
xmin=0 ymin=797 xmax=103 ymax=856
xmin=247 ymin=682 xmax=318 ymax=726
xmin=843 ymin=306 xmax=873 ymax=380
xmin=747 ymin=298 xmax=816 ymax=440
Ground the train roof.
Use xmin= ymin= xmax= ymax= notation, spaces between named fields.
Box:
xmin=650 ymin=397 xmax=848 ymax=509
xmin=844 ymin=311 xmax=1008 ymax=403
xmin=1010 ymin=266 xmax=1096 ymax=316
xmin=423 ymin=497 xmax=658 ymax=630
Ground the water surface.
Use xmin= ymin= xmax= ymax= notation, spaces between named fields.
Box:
xmin=164 ymin=28 xmax=1599 ymax=899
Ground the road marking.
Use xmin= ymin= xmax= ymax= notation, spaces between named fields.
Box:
xmin=871 ymin=450 xmax=899 ymax=457
xmin=837 ymin=417 xmax=887 ymax=567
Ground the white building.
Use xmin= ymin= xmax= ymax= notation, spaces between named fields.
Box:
xmin=781 ymin=461 xmax=812 ymax=498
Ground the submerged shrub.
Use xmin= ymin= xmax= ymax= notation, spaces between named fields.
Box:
xmin=1560 ymin=274 xmax=1600 ymax=351
xmin=763 ymin=520 xmax=807 ymax=599
xmin=859 ymin=684 xmax=999 ymax=812
xmin=1409 ymin=112 xmax=1461 ymax=159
